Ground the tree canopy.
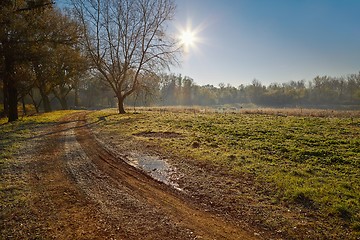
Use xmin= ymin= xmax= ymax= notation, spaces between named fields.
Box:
xmin=0 ymin=0 xmax=86 ymax=121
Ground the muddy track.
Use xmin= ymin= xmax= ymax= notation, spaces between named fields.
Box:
xmin=66 ymin=112 xmax=258 ymax=240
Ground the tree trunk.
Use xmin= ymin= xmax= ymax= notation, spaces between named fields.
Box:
xmin=60 ymin=87 xmax=69 ymax=110
xmin=7 ymin=78 xmax=18 ymax=121
xmin=4 ymin=51 xmax=18 ymax=122
xmin=74 ymin=82 xmax=79 ymax=107
xmin=53 ymin=86 xmax=70 ymax=110
xmin=43 ymin=96 xmax=51 ymax=112
xmin=21 ymin=97 xmax=27 ymax=115
xmin=2 ymin=78 xmax=9 ymax=117
xmin=40 ymin=89 xmax=52 ymax=112
xmin=29 ymin=89 xmax=40 ymax=113
xmin=117 ymin=96 xmax=126 ymax=114
xmin=59 ymin=96 xmax=68 ymax=110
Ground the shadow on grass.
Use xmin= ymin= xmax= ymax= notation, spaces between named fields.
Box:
xmin=0 ymin=112 xmax=116 ymax=148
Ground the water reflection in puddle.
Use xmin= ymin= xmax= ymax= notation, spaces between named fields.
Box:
xmin=126 ymin=152 xmax=182 ymax=191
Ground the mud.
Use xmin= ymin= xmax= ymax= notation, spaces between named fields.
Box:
xmin=68 ymin=112 xmax=258 ymax=240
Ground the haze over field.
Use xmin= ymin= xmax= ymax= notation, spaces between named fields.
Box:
xmin=171 ymin=0 xmax=360 ymax=86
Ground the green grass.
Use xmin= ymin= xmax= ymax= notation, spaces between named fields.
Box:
xmin=90 ymin=109 xmax=360 ymax=231
xmin=1 ymin=110 xmax=78 ymax=159
xmin=0 ymin=111 xmax=77 ymax=162
xmin=0 ymin=110 xmax=78 ymax=210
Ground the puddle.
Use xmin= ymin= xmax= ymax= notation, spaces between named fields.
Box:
xmin=126 ymin=152 xmax=183 ymax=191
xmin=90 ymin=132 xmax=183 ymax=191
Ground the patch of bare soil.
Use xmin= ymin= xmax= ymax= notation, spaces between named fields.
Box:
xmin=133 ymin=131 xmax=183 ymax=139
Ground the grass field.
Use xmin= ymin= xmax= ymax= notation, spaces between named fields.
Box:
xmin=1 ymin=108 xmax=359 ymax=237
xmin=90 ymin=108 xmax=360 ymax=233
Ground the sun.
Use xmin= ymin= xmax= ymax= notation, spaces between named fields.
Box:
xmin=179 ymin=28 xmax=200 ymax=53
xmin=176 ymin=19 xmax=206 ymax=54
xmin=180 ymin=30 xmax=196 ymax=48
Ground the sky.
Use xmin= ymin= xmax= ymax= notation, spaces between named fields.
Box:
xmin=171 ymin=0 xmax=360 ymax=86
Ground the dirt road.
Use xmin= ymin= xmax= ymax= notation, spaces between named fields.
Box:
xmin=2 ymin=112 xmax=259 ymax=239
xmin=69 ymin=112 xmax=260 ymax=239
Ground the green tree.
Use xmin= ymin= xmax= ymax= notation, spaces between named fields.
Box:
xmin=29 ymin=8 xmax=82 ymax=112
xmin=0 ymin=0 xmax=81 ymax=120
xmin=0 ymin=0 xmax=32 ymax=121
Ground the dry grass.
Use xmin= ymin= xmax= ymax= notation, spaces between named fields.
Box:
xmin=128 ymin=106 xmax=360 ymax=118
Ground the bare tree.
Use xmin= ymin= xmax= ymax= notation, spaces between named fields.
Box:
xmin=71 ymin=0 xmax=179 ymax=113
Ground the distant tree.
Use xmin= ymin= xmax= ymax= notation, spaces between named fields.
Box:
xmin=71 ymin=0 xmax=179 ymax=114
xmin=246 ymin=79 xmax=265 ymax=104
xmin=199 ymin=84 xmax=218 ymax=105
xmin=181 ymin=76 xmax=193 ymax=105
xmin=155 ymin=72 xmax=360 ymax=109
xmin=51 ymin=45 xmax=88 ymax=110
xmin=79 ymin=75 xmax=114 ymax=108
xmin=159 ymin=74 xmax=177 ymax=105
xmin=126 ymin=73 xmax=160 ymax=107
xmin=347 ymin=73 xmax=360 ymax=102
xmin=218 ymin=84 xmax=238 ymax=105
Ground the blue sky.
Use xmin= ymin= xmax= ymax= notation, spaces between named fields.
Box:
xmin=171 ymin=0 xmax=360 ymax=86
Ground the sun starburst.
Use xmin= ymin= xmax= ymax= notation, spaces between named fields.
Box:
xmin=180 ymin=30 xmax=196 ymax=48
xmin=176 ymin=19 xmax=205 ymax=54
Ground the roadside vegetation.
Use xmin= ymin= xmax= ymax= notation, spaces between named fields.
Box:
xmin=89 ymin=108 xmax=360 ymax=237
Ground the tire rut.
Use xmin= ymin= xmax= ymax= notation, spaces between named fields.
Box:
xmin=65 ymin=112 xmax=258 ymax=240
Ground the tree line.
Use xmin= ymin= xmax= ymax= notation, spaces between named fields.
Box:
xmin=1 ymin=1 xmax=359 ymax=123
xmin=125 ymin=72 xmax=360 ymax=109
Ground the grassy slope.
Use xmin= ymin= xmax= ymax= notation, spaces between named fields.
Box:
xmin=90 ymin=109 xmax=360 ymax=235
